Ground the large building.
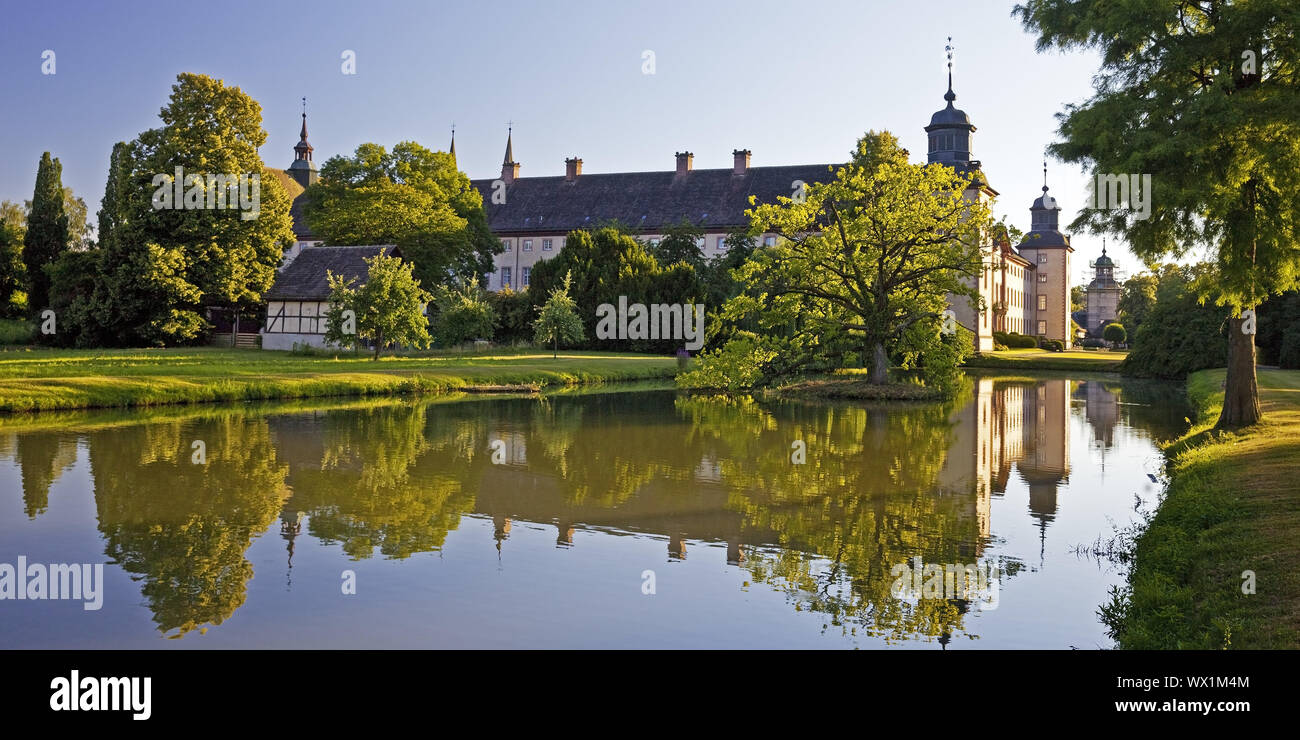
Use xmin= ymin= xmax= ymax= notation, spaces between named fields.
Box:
xmin=273 ymin=68 xmax=1073 ymax=352
xmin=1084 ymin=244 xmax=1121 ymax=336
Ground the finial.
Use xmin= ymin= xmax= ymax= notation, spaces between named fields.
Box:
xmin=301 ymin=96 xmax=306 ymax=116
xmin=944 ymin=37 xmax=956 ymax=102
xmin=1102 ymin=237 xmax=1107 ymax=256
xmin=1043 ymin=159 xmax=1049 ymax=192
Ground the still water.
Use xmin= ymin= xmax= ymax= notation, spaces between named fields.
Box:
xmin=0 ymin=376 xmax=1187 ymax=649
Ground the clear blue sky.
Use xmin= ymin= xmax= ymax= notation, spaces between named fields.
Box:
xmin=0 ymin=0 xmax=1125 ymax=284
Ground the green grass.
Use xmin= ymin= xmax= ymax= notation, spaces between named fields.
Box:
xmin=963 ymin=348 xmax=1127 ymax=372
xmin=1102 ymin=368 xmax=1300 ymax=649
xmin=0 ymin=346 xmax=678 ymax=413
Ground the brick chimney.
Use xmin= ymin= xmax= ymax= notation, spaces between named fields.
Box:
xmin=732 ymin=149 xmax=751 ymax=176
xmin=565 ymin=157 xmax=582 ymax=182
xmin=675 ymin=151 xmax=693 ymax=176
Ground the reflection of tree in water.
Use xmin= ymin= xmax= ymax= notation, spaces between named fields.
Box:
xmin=12 ymin=431 xmax=78 ymax=519
xmin=290 ymin=403 xmax=477 ymax=560
xmin=88 ymin=416 xmax=289 ymax=638
xmin=676 ymin=391 xmax=1008 ymax=643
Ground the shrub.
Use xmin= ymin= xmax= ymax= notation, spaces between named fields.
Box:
xmin=994 ymin=331 xmax=1039 ymax=349
xmin=1102 ymin=322 xmax=1127 ymax=345
xmin=1039 ymin=338 xmax=1064 ymax=352
xmin=487 ymin=288 xmax=533 ymax=344
xmin=1080 ymin=337 xmax=1108 ymax=348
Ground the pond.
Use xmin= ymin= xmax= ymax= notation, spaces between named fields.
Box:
xmin=0 ymin=375 xmax=1188 ymax=649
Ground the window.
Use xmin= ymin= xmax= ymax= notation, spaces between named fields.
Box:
xmin=763 ymin=235 xmax=776 ymax=247
xmin=542 ymin=239 xmax=553 ymax=251
xmin=1039 ymin=254 xmax=1049 ymax=264
xmin=716 ymin=237 xmax=726 ymax=251
xmin=523 ymin=239 xmax=532 ymax=251
xmin=522 ymin=267 xmax=531 ymax=286
xmin=1038 ymin=295 xmax=1047 ymax=311
xmin=1038 ymin=273 xmax=1048 ymax=283
xmin=500 ymin=267 xmax=512 ymax=289
xmin=1037 ymin=320 xmax=1047 ymax=335
xmin=502 ymin=240 xmax=512 ymax=252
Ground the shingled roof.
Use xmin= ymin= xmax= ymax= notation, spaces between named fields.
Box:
xmin=265 ymin=245 xmax=399 ymax=300
xmin=470 ymin=163 xmax=840 ymax=234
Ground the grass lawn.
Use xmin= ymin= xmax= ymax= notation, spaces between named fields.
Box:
xmin=0 ymin=346 xmax=678 ymax=413
xmin=1104 ymin=367 xmax=1300 ymax=649
xmin=963 ymin=348 xmax=1127 ymax=372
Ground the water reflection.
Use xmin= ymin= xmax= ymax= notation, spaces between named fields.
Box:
xmin=0 ymin=376 xmax=1188 ymax=647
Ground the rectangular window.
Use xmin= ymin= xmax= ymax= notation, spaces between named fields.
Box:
xmin=502 ymin=240 xmax=512 ymax=252
xmin=522 ymin=267 xmax=531 ymax=286
xmin=501 ymin=267 xmax=512 ymax=289
xmin=542 ymin=239 xmax=553 ymax=251
xmin=763 ymin=235 xmax=776 ymax=247
xmin=523 ymin=239 xmax=532 ymax=251
xmin=716 ymin=237 xmax=726 ymax=251
xmin=1037 ymin=320 xmax=1047 ymax=335
xmin=1039 ymin=254 xmax=1049 ymax=264
xmin=1038 ymin=273 xmax=1048 ymax=283
xmin=1038 ymin=295 xmax=1047 ymax=311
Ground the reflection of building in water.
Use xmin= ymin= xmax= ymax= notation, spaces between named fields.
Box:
xmin=941 ymin=378 xmax=1072 ymax=558
xmin=493 ymin=431 xmax=528 ymax=465
xmin=1076 ymin=381 xmax=1120 ymax=451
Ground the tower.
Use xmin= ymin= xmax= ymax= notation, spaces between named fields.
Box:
xmin=288 ymin=98 xmax=318 ymax=188
xmin=925 ymin=38 xmax=979 ymax=177
xmin=500 ymin=125 xmax=519 ymax=184
xmin=1016 ymin=162 xmax=1073 ymax=347
xmin=1086 ymin=241 xmax=1121 ymax=335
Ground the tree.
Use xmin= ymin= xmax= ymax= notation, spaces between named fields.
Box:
xmin=1102 ymin=322 xmax=1126 ymax=347
xmin=1071 ymin=285 xmax=1086 ymax=314
xmin=60 ymin=188 xmax=91 ymax=250
xmin=1116 ymin=270 xmax=1159 ymax=341
xmin=649 ymin=220 xmax=706 ymax=269
xmin=92 ymin=74 xmax=294 ymax=346
xmin=325 ymin=253 xmax=432 ymax=360
xmin=0 ymin=202 xmax=26 ymax=317
xmin=22 ymin=152 xmax=69 ymax=319
xmin=304 ymin=141 xmax=499 ymax=287
xmin=1014 ymin=1 xmax=1300 ymax=428
xmin=688 ymin=130 xmax=991 ymax=389
xmin=430 ymin=276 xmax=496 ymax=347
xmin=1122 ymin=265 xmax=1229 ymax=379
xmin=533 ymin=272 xmax=585 ymax=358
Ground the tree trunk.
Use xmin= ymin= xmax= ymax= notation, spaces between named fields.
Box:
xmin=373 ymin=330 xmax=382 ymax=361
xmin=1217 ymin=315 xmax=1262 ymax=429
xmin=869 ymin=342 xmax=889 ymax=384
xmin=232 ymin=308 xmax=239 ymax=349
xmin=553 ymin=336 xmax=557 ymax=359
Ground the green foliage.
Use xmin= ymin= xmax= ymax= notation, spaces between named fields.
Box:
xmin=1122 ymin=265 xmax=1229 ymax=378
xmin=1070 ymin=284 xmax=1086 ymax=314
xmin=304 ymin=141 xmax=499 ymax=286
xmin=533 ymin=272 xmax=585 ymax=357
xmin=648 ymin=220 xmax=705 ymax=269
xmin=688 ymin=132 xmax=988 ymax=391
xmin=430 ymin=276 xmax=496 ymax=347
xmin=699 ymin=230 xmax=758 ymax=348
xmin=90 ymin=75 xmax=294 ymax=347
xmin=1256 ymin=290 xmax=1300 ymax=367
xmin=1102 ymin=322 xmax=1127 ymax=345
xmin=0 ymin=319 xmax=33 ymax=345
xmin=529 ymin=226 xmax=705 ymax=353
xmin=0 ymin=203 xmax=26 ymax=318
xmin=45 ymin=251 xmax=101 ymax=348
xmin=22 ymin=152 xmax=69 ymax=319
xmin=325 ymin=253 xmax=433 ymax=359
xmin=486 ymin=288 xmax=534 ymax=344
xmin=676 ymin=331 xmax=782 ymax=390
xmin=993 ymin=331 xmax=1038 ymax=349
xmin=1117 ymin=270 xmax=1159 ymax=339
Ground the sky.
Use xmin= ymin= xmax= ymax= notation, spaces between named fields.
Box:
xmin=1 ymin=0 xmax=1128 ymax=285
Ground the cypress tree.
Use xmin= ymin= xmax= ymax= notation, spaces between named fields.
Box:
xmin=22 ymin=152 xmax=69 ymax=317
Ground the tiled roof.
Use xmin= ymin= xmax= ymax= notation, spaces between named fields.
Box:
xmin=470 ymin=164 xmax=839 ymax=234
xmin=265 ymin=245 xmax=398 ymax=300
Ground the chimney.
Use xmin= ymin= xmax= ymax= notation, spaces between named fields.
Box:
xmin=565 ymin=156 xmax=582 ymax=182
xmin=732 ymin=149 xmax=751 ymax=176
xmin=675 ymin=151 xmax=693 ymax=176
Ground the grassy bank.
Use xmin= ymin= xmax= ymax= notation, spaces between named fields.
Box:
xmin=769 ymin=377 xmax=947 ymax=401
xmin=0 ymin=346 xmax=677 ymax=413
xmin=1103 ymin=368 xmax=1300 ymax=649
xmin=963 ymin=348 xmax=1126 ymax=372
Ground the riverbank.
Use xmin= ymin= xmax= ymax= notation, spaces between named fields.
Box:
xmin=0 ymin=347 xmax=677 ymax=413
xmin=964 ymin=348 xmax=1126 ymax=372
xmin=1104 ymin=367 xmax=1300 ymax=649
xmin=769 ymin=378 xmax=947 ymax=401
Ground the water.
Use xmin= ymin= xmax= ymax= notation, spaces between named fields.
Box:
xmin=0 ymin=376 xmax=1188 ymax=649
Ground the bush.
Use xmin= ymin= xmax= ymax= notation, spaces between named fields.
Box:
xmin=1039 ymin=338 xmax=1064 ymax=352
xmin=1080 ymin=337 xmax=1108 ymax=348
xmin=1102 ymin=322 xmax=1127 ymax=345
xmin=1122 ymin=265 xmax=1228 ymax=379
xmin=993 ymin=331 xmax=1038 ymax=349
xmin=0 ymin=318 xmax=34 ymax=345
xmin=487 ymin=288 xmax=534 ymax=344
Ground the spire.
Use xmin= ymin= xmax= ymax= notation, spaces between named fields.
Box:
xmin=502 ymin=123 xmax=515 ymax=165
xmin=449 ymin=124 xmax=456 ymax=158
xmin=1043 ymin=159 xmax=1049 ymax=192
xmin=288 ymin=96 xmax=318 ymax=187
xmin=500 ymin=123 xmax=519 ymax=184
xmin=298 ymin=97 xmax=309 ymax=142
xmin=1101 ymin=238 xmax=1107 ymax=257
xmin=944 ymin=36 xmax=956 ymax=102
